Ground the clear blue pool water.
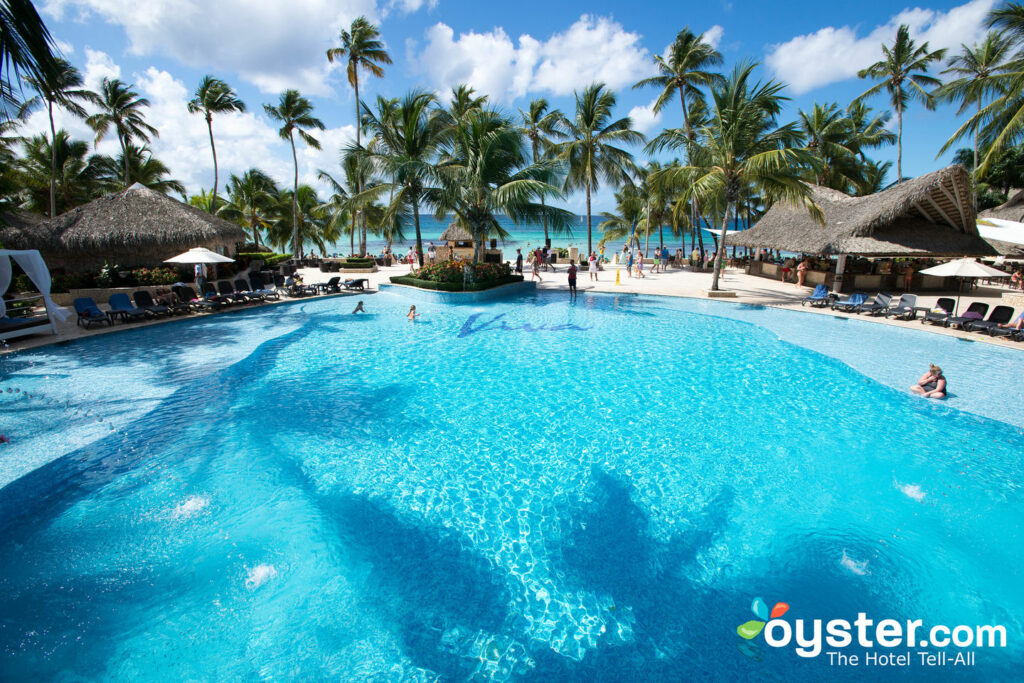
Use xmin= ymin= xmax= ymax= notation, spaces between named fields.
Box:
xmin=0 ymin=291 xmax=1021 ymax=680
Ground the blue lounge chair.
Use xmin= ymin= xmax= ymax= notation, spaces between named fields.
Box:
xmin=884 ymin=294 xmax=918 ymax=320
xmin=216 ymin=280 xmax=253 ymax=303
xmin=856 ymin=292 xmax=892 ymax=315
xmin=202 ymin=281 xmax=235 ymax=305
xmin=963 ymin=305 xmax=1014 ymax=333
xmin=108 ymin=293 xmax=148 ymax=322
xmin=921 ymin=297 xmax=956 ymax=326
xmin=73 ymin=297 xmax=111 ymax=328
xmin=249 ymin=275 xmax=280 ymax=300
xmin=172 ymin=285 xmax=222 ymax=311
xmin=234 ymin=278 xmax=264 ymax=301
xmin=831 ymin=292 xmax=866 ymax=312
xmin=801 ymin=284 xmax=830 ymax=307
xmin=945 ymin=302 xmax=989 ymax=329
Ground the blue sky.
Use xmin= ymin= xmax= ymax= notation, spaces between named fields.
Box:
xmin=29 ymin=0 xmax=997 ymax=213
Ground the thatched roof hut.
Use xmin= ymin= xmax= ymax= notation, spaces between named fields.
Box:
xmin=439 ymin=222 xmax=474 ymax=244
xmin=733 ymin=166 xmax=997 ymax=257
xmin=0 ymin=184 xmax=246 ymax=272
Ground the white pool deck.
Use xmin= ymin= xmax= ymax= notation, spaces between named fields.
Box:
xmin=2 ymin=263 xmax=1022 ymax=354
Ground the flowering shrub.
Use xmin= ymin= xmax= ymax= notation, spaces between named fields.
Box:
xmin=132 ymin=267 xmax=183 ymax=286
xmin=414 ymin=260 xmax=512 ymax=284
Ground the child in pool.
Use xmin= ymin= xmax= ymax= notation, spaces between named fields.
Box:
xmin=407 ymin=305 xmax=420 ymax=322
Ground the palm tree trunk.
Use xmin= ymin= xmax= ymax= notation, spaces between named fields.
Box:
xmin=351 ymin=208 xmax=356 ymax=256
xmin=535 ymin=140 xmax=549 ymax=244
xmin=896 ymin=99 xmax=903 ymax=184
xmin=354 ymin=75 xmax=366 ymax=256
xmin=250 ymin=218 xmax=259 ymax=247
xmin=121 ymin=135 xmax=130 ymax=187
xmin=412 ymin=195 xmax=424 ymax=268
xmin=586 ymin=184 xmax=592 ymax=255
xmin=290 ymin=132 xmax=300 ymax=257
xmin=206 ymin=113 xmax=218 ymax=214
xmin=710 ymin=201 xmax=732 ymax=291
xmin=973 ymin=98 xmax=980 ymax=207
xmin=659 ymin=223 xmax=664 ymax=250
xmin=48 ymin=99 xmax=57 ymax=217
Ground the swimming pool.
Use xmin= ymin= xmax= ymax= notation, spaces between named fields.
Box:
xmin=0 ymin=291 xmax=1021 ymax=680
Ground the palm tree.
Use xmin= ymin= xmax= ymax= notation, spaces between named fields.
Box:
xmin=362 ymin=90 xmax=445 ymax=266
xmin=0 ymin=0 xmax=61 ymax=118
xmin=263 ymin=89 xmax=324 ymax=257
xmin=556 ymin=83 xmax=643 ymax=254
xmin=317 ymin=146 xmax=375 ymax=256
xmin=187 ymin=75 xmax=246 ymax=213
xmin=654 ymin=62 xmax=822 ymax=291
xmin=326 ymin=16 xmax=391 ymax=255
xmin=857 ymin=25 xmax=946 ymax=183
xmin=85 ymin=77 xmax=159 ymax=187
xmin=936 ymin=31 xmax=1014 ymax=184
xmin=266 ymin=185 xmax=332 ymax=254
xmin=447 ymin=84 xmax=487 ymax=121
xmin=15 ymin=129 xmax=104 ymax=212
xmin=436 ymin=108 xmax=573 ymax=262
xmin=853 ymin=159 xmax=893 ymax=196
xmin=517 ymin=98 xmax=566 ymax=245
xmin=93 ymin=143 xmax=185 ymax=195
xmin=219 ymin=168 xmax=279 ymax=247
xmin=844 ymin=100 xmax=897 ymax=160
xmin=598 ymin=182 xmax=643 ymax=245
xmin=23 ymin=58 xmax=94 ymax=216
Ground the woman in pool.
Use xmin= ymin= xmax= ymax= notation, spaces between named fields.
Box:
xmin=352 ymin=301 xmax=365 ymax=314
xmin=910 ymin=364 xmax=947 ymax=399
xmin=406 ymin=305 xmax=419 ymax=322
xmin=567 ymin=261 xmax=578 ymax=297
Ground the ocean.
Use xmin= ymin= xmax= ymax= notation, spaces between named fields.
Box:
xmin=326 ymin=215 xmax=748 ymax=256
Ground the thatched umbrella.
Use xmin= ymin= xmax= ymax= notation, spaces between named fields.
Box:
xmin=439 ymin=222 xmax=474 ymax=243
xmin=19 ymin=184 xmax=246 ymax=272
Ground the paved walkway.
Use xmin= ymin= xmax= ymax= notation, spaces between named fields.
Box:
xmin=3 ymin=263 xmax=1022 ymax=354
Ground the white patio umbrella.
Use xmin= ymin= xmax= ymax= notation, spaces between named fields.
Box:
xmin=918 ymin=257 xmax=1009 ymax=315
xmin=164 ymin=247 xmax=235 ymax=264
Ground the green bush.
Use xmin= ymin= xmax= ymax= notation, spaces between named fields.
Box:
xmin=341 ymin=257 xmax=376 ymax=268
xmin=237 ymin=252 xmax=292 ymax=268
xmin=390 ymin=273 xmax=523 ymax=292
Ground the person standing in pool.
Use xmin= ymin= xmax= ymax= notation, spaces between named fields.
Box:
xmin=910 ymin=364 xmax=947 ymax=399
xmin=352 ymin=301 xmax=365 ymax=314
xmin=407 ymin=305 xmax=419 ymax=322
xmin=515 ymin=249 xmax=523 ymax=274
xmin=567 ymin=261 xmax=578 ymax=297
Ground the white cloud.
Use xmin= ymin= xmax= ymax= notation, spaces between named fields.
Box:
xmin=765 ymin=0 xmax=996 ymax=94
xmin=53 ymin=38 xmax=74 ymax=56
xmin=703 ymin=25 xmax=724 ymax=50
xmin=21 ymin=52 xmax=354 ymax=197
xmin=386 ymin=0 xmax=437 ymax=14
xmin=41 ymin=0 xmax=385 ymax=94
xmin=413 ymin=14 xmax=654 ymax=102
xmin=82 ymin=48 xmax=120 ymax=90
xmin=628 ymin=98 xmax=662 ymax=135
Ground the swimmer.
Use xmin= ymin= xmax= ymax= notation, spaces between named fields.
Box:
xmin=352 ymin=301 xmax=365 ymax=314
xmin=407 ymin=305 xmax=420 ymax=322
xmin=910 ymin=363 xmax=947 ymax=399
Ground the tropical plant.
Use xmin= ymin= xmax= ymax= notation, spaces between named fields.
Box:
xmin=856 ymin=25 xmax=946 ymax=183
xmin=22 ymin=57 xmax=94 ymax=216
xmin=93 ymin=143 xmax=185 ymax=195
xmin=844 ymin=100 xmax=897 ymax=160
xmin=219 ymin=168 xmax=280 ymax=247
xmin=326 ymin=16 xmax=391 ymax=254
xmin=447 ymin=84 xmax=487 ymax=122
xmin=435 ymin=107 xmax=573 ymax=262
xmin=852 ymin=159 xmax=892 ymax=196
xmin=85 ymin=77 xmax=159 ymax=187
xmin=0 ymin=0 xmax=61 ymax=118
xmin=517 ymin=98 xmax=566 ymax=245
xmin=15 ymin=129 xmax=104 ymax=212
xmin=362 ymin=90 xmax=445 ymax=266
xmin=653 ymin=62 xmax=822 ymax=291
xmin=263 ymin=89 xmax=324 ymax=257
xmin=556 ymin=83 xmax=643 ymax=254
xmin=266 ymin=184 xmax=335 ymax=254
xmin=187 ymin=75 xmax=246 ymax=213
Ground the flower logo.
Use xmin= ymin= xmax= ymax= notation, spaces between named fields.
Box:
xmin=737 ymin=597 xmax=789 ymax=639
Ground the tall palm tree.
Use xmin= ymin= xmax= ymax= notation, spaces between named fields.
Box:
xmin=517 ymin=98 xmax=566 ymax=245
xmin=93 ymin=143 xmax=185 ymax=195
xmin=219 ymin=168 xmax=279 ymax=247
xmin=85 ymin=77 xmax=158 ymax=187
xmin=556 ymin=83 xmax=643 ymax=254
xmin=436 ymin=108 xmax=572 ymax=262
xmin=187 ymin=75 xmax=246 ymax=213
xmin=23 ymin=57 xmax=94 ymax=216
xmin=856 ymin=25 xmax=946 ymax=183
xmin=362 ymin=90 xmax=445 ymax=266
xmin=844 ymin=100 xmax=897 ymax=161
xmin=0 ymin=0 xmax=61 ymax=118
xmin=447 ymin=84 xmax=487 ymax=121
xmin=654 ymin=62 xmax=822 ymax=291
xmin=317 ymin=146 xmax=376 ymax=256
xmin=263 ymin=89 xmax=324 ymax=257
xmin=326 ymin=16 xmax=391 ymax=255
xmin=15 ymin=129 xmax=104 ymax=212
xmin=936 ymin=31 xmax=1014 ymax=184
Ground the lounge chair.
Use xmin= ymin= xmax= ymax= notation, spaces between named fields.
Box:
xmin=172 ymin=285 xmax=222 ymax=311
xmin=944 ymin=302 xmax=989 ymax=329
xmin=216 ymin=280 xmax=253 ymax=303
xmin=963 ymin=305 xmax=1014 ymax=333
xmin=249 ymin=275 xmax=280 ymax=301
xmin=202 ymin=281 xmax=235 ymax=305
xmin=107 ymin=293 xmax=149 ymax=322
xmin=0 ymin=314 xmax=54 ymax=339
xmin=856 ymin=292 xmax=892 ymax=316
xmin=342 ymin=278 xmax=369 ymax=292
xmin=234 ymin=278 xmax=264 ymax=301
xmin=884 ymin=293 xmax=918 ymax=320
xmin=133 ymin=290 xmax=170 ymax=317
xmin=73 ymin=297 xmax=111 ymax=328
xmin=831 ymin=292 xmax=866 ymax=312
xmin=921 ymin=297 xmax=956 ymax=326
xmin=801 ymin=284 xmax=830 ymax=307
xmin=316 ymin=276 xmax=341 ymax=294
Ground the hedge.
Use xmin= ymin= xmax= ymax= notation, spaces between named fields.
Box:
xmin=341 ymin=257 xmax=376 ymax=268
xmin=237 ymin=252 xmax=292 ymax=268
xmin=389 ymin=274 xmax=524 ymax=292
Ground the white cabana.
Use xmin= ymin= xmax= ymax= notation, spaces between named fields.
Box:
xmin=0 ymin=249 xmax=67 ymax=340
